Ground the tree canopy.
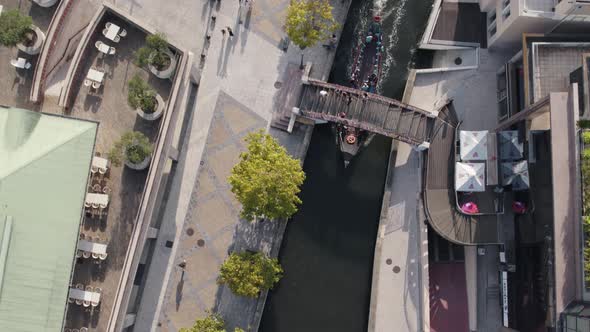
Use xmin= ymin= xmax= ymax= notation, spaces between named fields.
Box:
xmin=218 ymin=251 xmax=283 ymax=298
xmin=180 ymin=313 xmax=244 ymax=332
xmin=0 ymin=10 xmax=32 ymax=47
xmin=229 ymin=130 xmax=305 ymax=222
xmin=285 ymin=0 xmax=338 ymax=50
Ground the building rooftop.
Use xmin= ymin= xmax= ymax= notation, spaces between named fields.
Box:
xmin=431 ymin=2 xmax=486 ymax=47
xmin=0 ymin=106 xmax=97 ymax=331
xmin=530 ymin=42 xmax=590 ymax=102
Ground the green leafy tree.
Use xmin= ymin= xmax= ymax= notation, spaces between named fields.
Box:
xmin=180 ymin=312 xmax=245 ymax=332
xmin=218 ymin=251 xmax=283 ymax=298
xmin=135 ymin=33 xmax=171 ymax=69
xmin=229 ymin=130 xmax=305 ymax=222
xmin=108 ymin=131 xmax=153 ymax=166
xmin=285 ymin=0 xmax=338 ymax=50
xmin=127 ymin=74 xmax=157 ymax=112
xmin=0 ymin=10 xmax=32 ymax=47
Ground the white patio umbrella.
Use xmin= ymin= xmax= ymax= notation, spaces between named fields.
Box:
xmin=460 ymin=130 xmax=488 ymax=161
xmin=501 ymin=160 xmax=529 ymax=190
xmin=455 ymin=162 xmax=485 ymax=192
xmin=499 ymin=130 xmax=523 ymax=160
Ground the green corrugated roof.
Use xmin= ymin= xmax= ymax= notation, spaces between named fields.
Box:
xmin=0 ymin=107 xmax=97 ymax=331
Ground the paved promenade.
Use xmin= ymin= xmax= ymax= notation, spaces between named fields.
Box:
xmin=368 ymin=141 xmax=426 ymax=332
xmin=125 ymin=0 xmax=351 ymax=330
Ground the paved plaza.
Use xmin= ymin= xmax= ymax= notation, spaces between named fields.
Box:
xmin=159 ymin=92 xmax=267 ymax=331
xmin=130 ymin=0 xmax=351 ymax=328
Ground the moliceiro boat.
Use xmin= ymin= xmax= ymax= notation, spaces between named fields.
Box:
xmin=336 ymin=15 xmax=383 ymax=167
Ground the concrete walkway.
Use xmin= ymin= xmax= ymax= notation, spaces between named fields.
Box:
xmin=368 ymin=141 xmax=426 ymax=332
xmin=128 ymin=0 xmax=351 ymax=330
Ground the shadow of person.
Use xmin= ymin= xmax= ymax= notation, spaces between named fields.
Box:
xmin=176 ymin=271 xmax=185 ymax=311
xmin=220 ymin=37 xmax=233 ymax=77
xmin=217 ymin=36 xmax=226 ymax=76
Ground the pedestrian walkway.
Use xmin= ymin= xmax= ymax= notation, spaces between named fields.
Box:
xmin=368 ymin=141 xmax=425 ymax=332
xmin=128 ymin=0 xmax=352 ymax=330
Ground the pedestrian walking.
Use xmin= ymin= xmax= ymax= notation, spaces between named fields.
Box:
xmin=221 ymin=29 xmax=226 ymax=37
xmin=227 ymin=27 xmax=234 ymax=38
xmin=323 ymin=34 xmax=338 ymax=50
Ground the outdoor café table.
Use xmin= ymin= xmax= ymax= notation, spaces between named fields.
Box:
xmin=92 ymin=156 xmax=108 ymax=171
xmin=105 ymin=23 xmax=120 ymax=41
xmin=97 ymin=43 xmax=110 ymax=54
xmin=85 ymin=193 xmax=109 ymax=207
xmin=86 ymin=69 xmax=105 ymax=83
xmin=14 ymin=58 xmax=26 ymax=69
xmin=69 ymin=288 xmax=100 ymax=304
xmin=77 ymin=240 xmax=107 ymax=255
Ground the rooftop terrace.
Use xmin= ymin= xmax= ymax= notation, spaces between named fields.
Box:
xmin=0 ymin=0 xmax=56 ymax=110
xmin=431 ymin=2 xmax=486 ymax=47
xmin=42 ymin=12 xmax=173 ymax=330
xmin=531 ymin=43 xmax=590 ymax=102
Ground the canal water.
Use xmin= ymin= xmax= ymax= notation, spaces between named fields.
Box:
xmin=259 ymin=0 xmax=433 ymax=331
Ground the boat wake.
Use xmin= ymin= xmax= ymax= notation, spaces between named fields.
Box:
xmin=376 ymin=0 xmax=408 ymax=95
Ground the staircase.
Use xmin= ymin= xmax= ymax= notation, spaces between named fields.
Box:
xmin=270 ymin=114 xmax=297 ymax=132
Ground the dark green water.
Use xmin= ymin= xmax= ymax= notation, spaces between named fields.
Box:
xmin=259 ymin=0 xmax=433 ymax=331
xmin=259 ymin=125 xmax=391 ymax=332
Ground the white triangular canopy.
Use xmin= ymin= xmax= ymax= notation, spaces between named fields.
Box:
xmin=501 ymin=160 xmax=529 ymax=190
xmin=460 ymin=130 xmax=488 ymax=161
xmin=455 ymin=162 xmax=485 ymax=192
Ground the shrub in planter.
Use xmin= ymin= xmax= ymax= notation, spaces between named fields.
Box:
xmin=134 ymin=33 xmax=171 ymax=71
xmin=108 ymin=131 xmax=153 ymax=166
xmin=128 ymin=75 xmax=157 ymax=113
xmin=0 ymin=10 xmax=33 ymax=47
xmin=583 ymin=131 xmax=590 ymax=145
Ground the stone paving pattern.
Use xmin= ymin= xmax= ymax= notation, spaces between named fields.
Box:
xmin=127 ymin=0 xmax=352 ymax=328
xmin=160 ymin=92 xmax=267 ymax=331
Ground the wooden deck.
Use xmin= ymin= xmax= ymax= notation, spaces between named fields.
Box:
xmin=423 ymin=106 xmax=501 ymax=245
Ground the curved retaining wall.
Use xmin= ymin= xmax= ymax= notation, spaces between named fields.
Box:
xmin=30 ymin=0 xmax=74 ymax=103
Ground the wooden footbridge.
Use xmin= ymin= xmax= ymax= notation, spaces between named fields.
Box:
xmin=297 ymin=79 xmax=437 ymax=147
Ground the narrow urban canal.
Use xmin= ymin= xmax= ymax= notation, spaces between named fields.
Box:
xmin=260 ymin=0 xmax=433 ymax=331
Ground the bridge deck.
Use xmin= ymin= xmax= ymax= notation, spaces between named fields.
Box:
xmin=298 ymin=79 xmax=435 ymax=146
